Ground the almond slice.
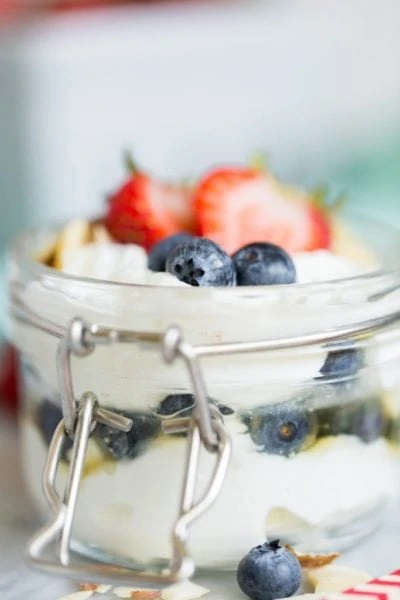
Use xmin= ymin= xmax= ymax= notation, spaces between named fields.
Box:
xmin=80 ymin=583 xmax=112 ymax=593
xmin=286 ymin=545 xmax=340 ymax=568
xmin=54 ymin=219 xmax=91 ymax=270
xmin=33 ymin=234 xmax=58 ymax=266
xmin=304 ymin=565 xmax=372 ymax=593
xmin=161 ymin=581 xmax=209 ymax=600
xmin=91 ymin=223 xmax=113 ymax=244
xmin=113 ymin=588 xmax=135 ymax=599
xmin=113 ymin=588 xmax=161 ymax=599
xmin=129 ymin=592 xmax=162 ymax=599
xmin=266 ymin=507 xmax=314 ymax=542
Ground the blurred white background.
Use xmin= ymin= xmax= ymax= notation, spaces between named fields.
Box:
xmin=0 ymin=0 xmax=399 ymax=246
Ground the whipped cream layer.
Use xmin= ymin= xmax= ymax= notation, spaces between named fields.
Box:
xmin=62 ymin=242 xmax=364 ymax=285
xmin=62 ymin=242 xmax=187 ymax=286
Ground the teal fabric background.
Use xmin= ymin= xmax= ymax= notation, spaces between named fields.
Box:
xmin=333 ymin=138 xmax=400 ymax=226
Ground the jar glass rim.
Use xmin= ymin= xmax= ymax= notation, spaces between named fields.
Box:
xmin=8 ymin=211 xmax=400 ymax=298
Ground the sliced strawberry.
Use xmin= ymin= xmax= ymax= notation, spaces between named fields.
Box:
xmin=193 ymin=167 xmax=332 ymax=255
xmin=104 ymin=171 xmax=195 ymax=251
xmin=306 ymin=203 xmax=332 ymax=251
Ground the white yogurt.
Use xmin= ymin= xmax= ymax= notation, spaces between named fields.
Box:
xmin=293 ymin=250 xmax=363 ymax=283
xmin=62 ymin=242 xmax=187 ymax=286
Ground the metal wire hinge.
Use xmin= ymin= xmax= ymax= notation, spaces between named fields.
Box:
xmin=26 ymin=318 xmax=232 ymax=586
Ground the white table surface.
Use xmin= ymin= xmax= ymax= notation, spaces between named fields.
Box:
xmin=2 ymin=410 xmax=400 ymax=600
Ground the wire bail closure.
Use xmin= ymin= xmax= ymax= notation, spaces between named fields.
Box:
xmin=26 ymin=317 xmax=232 ymax=586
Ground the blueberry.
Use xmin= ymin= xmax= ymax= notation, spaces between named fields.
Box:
xmin=166 ymin=238 xmax=236 ymax=287
xmin=237 ymin=540 xmax=301 ymax=600
xmin=37 ymin=399 xmax=73 ymax=459
xmin=148 ymin=233 xmax=193 ymax=272
xmin=317 ymin=395 xmax=385 ymax=442
xmin=319 ymin=347 xmax=364 ymax=378
xmin=243 ymin=402 xmax=317 ymax=456
xmin=217 ymin=403 xmax=235 ymax=416
xmin=155 ymin=394 xmax=234 ymax=421
xmin=232 ymin=243 xmax=296 ymax=286
xmin=350 ymin=400 xmax=385 ymax=443
xmin=95 ymin=409 xmax=160 ymax=460
xmin=155 ymin=394 xmax=196 ymax=417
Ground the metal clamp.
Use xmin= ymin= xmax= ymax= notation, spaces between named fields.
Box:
xmin=25 ymin=317 xmax=232 ymax=586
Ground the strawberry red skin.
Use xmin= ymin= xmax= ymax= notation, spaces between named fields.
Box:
xmin=104 ymin=173 xmax=194 ymax=251
xmin=193 ymin=167 xmax=332 ymax=255
xmin=306 ymin=204 xmax=332 ymax=251
xmin=0 ymin=344 xmax=19 ymax=414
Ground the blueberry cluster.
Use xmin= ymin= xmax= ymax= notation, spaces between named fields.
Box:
xmin=36 ymin=400 xmax=161 ymax=461
xmin=36 ymin=383 xmax=387 ymax=465
xmin=35 ymin=394 xmax=235 ymax=462
xmin=148 ymin=234 xmax=296 ymax=287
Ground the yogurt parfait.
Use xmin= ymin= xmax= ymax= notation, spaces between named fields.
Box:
xmin=8 ymin=159 xmax=400 ymax=571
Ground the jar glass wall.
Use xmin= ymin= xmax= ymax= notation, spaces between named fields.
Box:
xmin=7 ymin=214 xmax=400 ymax=571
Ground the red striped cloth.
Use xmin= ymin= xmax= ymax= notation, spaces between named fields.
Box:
xmin=320 ymin=570 xmax=400 ymax=600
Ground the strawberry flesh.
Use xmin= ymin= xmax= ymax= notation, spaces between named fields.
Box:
xmin=193 ymin=168 xmax=332 ymax=255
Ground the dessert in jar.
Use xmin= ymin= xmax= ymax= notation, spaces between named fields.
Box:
xmin=8 ymin=159 xmax=400 ymax=572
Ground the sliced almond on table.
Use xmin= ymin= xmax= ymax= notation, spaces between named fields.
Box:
xmin=286 ymin=545 xmax=340 ymax=568
xmin=129 ymin=592 xmax=162 ymax=599
xmin=113 ymin=586 xmax=135 ymax=598
xmin=91 ymin=222 xmax=113 ymax=244
xmin=53 ymin=218 xmax=91 ymax=270
xmin=113 ymin=588 xmax=161 ymax=599
xmin=305 ymin=564 xmax=372 ymax=593
xmin=80 ymin=583 xmax=112 ymax=593
xmin=161 ymin=581 xmax=210 ymax=600
xmin=97 ymin=584 xmax=113 ymax=594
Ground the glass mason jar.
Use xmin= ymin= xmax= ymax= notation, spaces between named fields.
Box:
xmin=6 ymin=214 xmax=400 ymax=578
